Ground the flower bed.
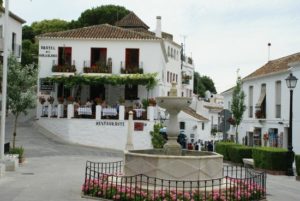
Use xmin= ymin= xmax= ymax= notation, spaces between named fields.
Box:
xmin=82 ymin=161 xmax=266 ymax=201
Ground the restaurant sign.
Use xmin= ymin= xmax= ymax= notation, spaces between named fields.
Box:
xmin=96 ymin=121 xmax=125 ymax=127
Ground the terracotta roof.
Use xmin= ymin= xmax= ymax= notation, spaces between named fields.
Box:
xmin=244 ymin=52 xmax=300 ymax=80
xmin=37 ymin=24 xmax=159 ymax=40
xmin=115 ymin=12 xmax=149 ymax=30
xmin=0 ymin=7 xmax=26 ymax=24
xmin=182 ymin=107 xmax=209 ymax=121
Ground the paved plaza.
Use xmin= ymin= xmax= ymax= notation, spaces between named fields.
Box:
xmin=0 ymin=113 xmax=300 ymax=201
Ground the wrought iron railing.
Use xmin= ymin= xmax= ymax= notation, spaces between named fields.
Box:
xmin=82 ymin=160 xmax=266 ymax=201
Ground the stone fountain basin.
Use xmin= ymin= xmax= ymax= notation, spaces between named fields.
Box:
xmin=124 ymin=149 xmax=223 ymax=181
xmin=156 ymin=97 xmax=192 ymax=111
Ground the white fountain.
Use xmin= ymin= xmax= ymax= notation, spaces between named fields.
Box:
xmin=124 ymin=83 xmax=223 ymax=181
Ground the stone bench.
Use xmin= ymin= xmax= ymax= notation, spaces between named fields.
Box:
xmin=243 ymin=158 xmax=254 ymax=168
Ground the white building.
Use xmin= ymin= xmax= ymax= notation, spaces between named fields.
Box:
xmin=36 ymin=12 xmax=195 ymax=150
xmin=0 ymin=7 xmax=25 ymax=62
xmin=222 ymin=53 xmax=300 ymax=154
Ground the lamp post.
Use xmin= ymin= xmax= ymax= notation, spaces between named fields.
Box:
xmin=285 ymin=73 xmax=298 ymax=176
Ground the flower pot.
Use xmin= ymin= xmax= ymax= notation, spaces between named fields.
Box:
xmin=19 ymin=156 xmax=25 ymax=163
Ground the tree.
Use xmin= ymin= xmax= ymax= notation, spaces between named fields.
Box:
xmin=31 ymin=19 xmax=70 ymax=36
xmin=21 ymin=39 xmax=38 ymax=66
xmin=76 ymin=5 xmax=130 ymax=27
xmin=193 ymin=72 xmax=217 ymax=97
xmin=22 ymin=25 xmax=35 ymax=42
xmin=7 ymin=56 xmax=37 ymax=148
xmin=231 ymin=76 xmax=246 ymax=143
xmin=150 ymin=123 xmax=166 ymax=148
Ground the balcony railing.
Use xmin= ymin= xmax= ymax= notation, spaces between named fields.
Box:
xmin=255 ymin=110 xmax=266 ymax=119
xmin=182 ymin=74 xmax=192 ymax=84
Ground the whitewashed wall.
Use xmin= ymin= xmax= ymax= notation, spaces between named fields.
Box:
xmin=37 ymin=118 xmax=154 ymax=151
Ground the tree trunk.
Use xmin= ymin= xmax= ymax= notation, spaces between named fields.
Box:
xmin=12 ymin=114 xmax=19 ymax=149
xmin=235 ymin=125 xmax=239 ymax=144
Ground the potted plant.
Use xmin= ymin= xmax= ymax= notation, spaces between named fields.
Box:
xmin=39 ymin=96 xmax=46 ymax=105
xmin=67 ymin=96 xmax=74 ymax=104
xmin=94 ymin=97 xmax=102 ymax=105
xmin=9 ymin=146 xmax=24 ymax=163
xmin=118 ymin=97 xmax=125 ymax=105
xmin=47 ymin=96 xmax=54 ymax=104
xmin=296 ymin=154 xmax=300 ymax=181
xmin=148 ymin=98 xmax=156 ymax=106
xmin=58 ymin=97 xmax=64 ymax=104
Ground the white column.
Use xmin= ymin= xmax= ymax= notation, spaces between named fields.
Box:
xmin=57 ymin=104 xmax=63 ymax=118
xmin=147 ymin=106 xmax=154 ymax=121
xmin=67 ymin=104 xmax=74 ymax=119
xmin=125 ymin=111 xmax=134 ymax=150
xmin=0 ymin=0 xmax=10 ymax=160
xmin=96 ymin=105 xmax=102 ymax=120
xmin=119 ymin=105 xmax=125 ymax=120
xmin=48 ymin=104 xmax=52 ymax=118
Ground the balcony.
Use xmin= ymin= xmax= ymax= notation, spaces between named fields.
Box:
xmin=84 ymin=66 xmax=112 ymax=74
xmin=182 ymin=74 xmax=192 ymax=85
xmin=255 ymin=110 xmax=266 ymax=119
xmin=120 ymin=67 xmax=143 ymax=74
xmin=52 ymin=64 xmax=76 ymax=73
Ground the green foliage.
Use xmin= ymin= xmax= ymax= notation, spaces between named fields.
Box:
xmin=47 ymin=73 xmax=158 ymax=89
xmin=215 ymin=142 xmax=242 ymax=161
xmin=31 ymin=19 xmax=70 ymax=36
xmin=227 ymin=146 xmax=253 ymax=164
xmin=252 ymin=147 xmax=290 ymax=171
xmin=9 ymin=146 xmax=24 ymax=157
xmin=150 ymin=123 xmax=166 ymax=148
xmin=231 ymin=76 xmax=246 ymax=143
xmin=22 ymin=25 xmax=35 ymax=42
xmin=21 ymin=39 xmax=38 ymax=66
xmin=193 ymin=72 xmax=217 ymax=97
xmin=76 ymin=5 xmax=130 ymax=27
xmin=296 ymin=155 xmax=300 ymax=176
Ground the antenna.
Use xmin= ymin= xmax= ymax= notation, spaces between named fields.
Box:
xmin=268 ymin=42 xmax=271 ymax=62
xmin=180 ymin=35 xmax=187 ymax=56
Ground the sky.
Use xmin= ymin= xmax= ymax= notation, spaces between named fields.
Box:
xmin=9 ymin=0 xmax=300 ymax=93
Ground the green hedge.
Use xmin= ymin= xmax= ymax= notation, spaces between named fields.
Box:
xmin=252 ymin=147 xmax=291 ymax=171
xmin=296 ymin=155 xmax=300 ymax=176
xmin=228 ymin=146 xmax=253 ymax=164
xmin=215 ymin=142 xmax=242 ymax=161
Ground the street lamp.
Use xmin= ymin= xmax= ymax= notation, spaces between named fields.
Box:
xmin=285 ymin=73 xmax=298 ymax=176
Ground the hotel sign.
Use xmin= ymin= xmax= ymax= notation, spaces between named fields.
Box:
xmin=96 ymin=121 xmax=125 ymax=127
xmin=39 ymin=45 xmax=57 ymax=57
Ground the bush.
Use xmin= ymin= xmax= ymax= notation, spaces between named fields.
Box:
xmin=150 ymin=123 xmax=166 ymax=148
xmin=228 ymin=146 xmax=253 ymax=164
xmin=296 ymin=155 xmax=300 ymax=176
xmin=215 ymin=142 xmax=242 ymax=161
xmin=9 ymin=146 xmax=24 ymax=157
xmin=252 ymin=147 xmax=291 ymax=171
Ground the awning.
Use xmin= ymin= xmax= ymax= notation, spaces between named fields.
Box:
xmin=255 ymin=86 xmax=266 ymax=108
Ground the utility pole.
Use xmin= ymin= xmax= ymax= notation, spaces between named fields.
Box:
xmin=0 ymin=0 xmax=9 ymax=160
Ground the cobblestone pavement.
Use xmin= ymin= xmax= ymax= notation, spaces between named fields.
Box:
xmin=0 ymin=112 xmax=300 ymax=201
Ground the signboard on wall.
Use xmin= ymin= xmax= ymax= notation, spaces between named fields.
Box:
xmin=39 ymin=45 xmax=57 ymax=57
xmin=134 ymin=122 xmax=144 ymax=131
xmin=40 ymin=78 xmax=54 ymax=91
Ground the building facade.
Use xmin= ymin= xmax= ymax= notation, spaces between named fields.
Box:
xmin=36 ymin=12 xmax=195 ymax=150
xmin=222 ymin=53 xmax=300 ymax=154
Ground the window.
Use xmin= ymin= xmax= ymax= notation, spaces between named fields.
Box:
xmin=176 ymin=74 xmax=178 ymax=83
xmin=0 ymin=25 xmax=3 ymax=38
xmin=228 ymin=101 xmax=231 ymax=110
xmin=125 ymin=48 xmax=139 ymax=69
xmin=255 ymin=84 xmax=266 ymax=118
xmin=179 ymin=122 xmax=185 ymax=130
xmin=167 ymin=71 xmax=169 ymax=83
xmin=12 ymin=32 xmax=16 ymax=53
xmin=58 ymin=47 xmax=72 ymax=66
xmin=275 ymin=81 xmax=281 ymax=118
xmin=249 ymin=86 xmax=253 ymax=118
xmin=91 ymin=48 xmax=107 ymax=66
xmin=168 ymin=46 xmax=170 ymax=56
xmin=125 ymin=84 xmax=138 ymax=100
xmin=173 ymin=74 xmax=175 ymax=82
xmin=202 ymin=122 xmax=205 ymax=130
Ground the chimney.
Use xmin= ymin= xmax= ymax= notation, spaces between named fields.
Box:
xmin=155 ymin=16 xmax=162 ymax=38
